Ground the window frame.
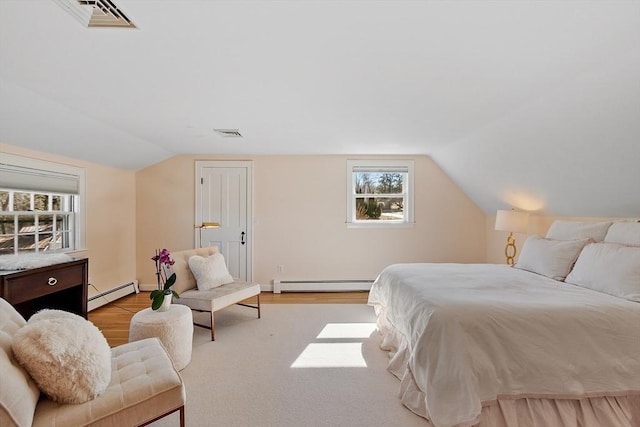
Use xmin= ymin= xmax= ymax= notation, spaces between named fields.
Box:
xmin=0 ymin=153 xmax=86 ymax=255
xmin=1 ymin=191 xmax=76 ymax=254
xmin=346 ymin=159 xmax=414 ymax=228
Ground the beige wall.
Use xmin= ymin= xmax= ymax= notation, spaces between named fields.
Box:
xmin=0 ymin=144 xmax=137 ymax=296
xmin=7 ymin=141 xmax=636 ymax=299
xmin=486 ymin=214 xmax=636 ymax=264
xmin=136 ymin=155 xmax=487 ymax=287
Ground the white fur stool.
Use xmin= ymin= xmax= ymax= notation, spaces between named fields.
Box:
xmin=129 ymin=305 xmax=193 ymax=370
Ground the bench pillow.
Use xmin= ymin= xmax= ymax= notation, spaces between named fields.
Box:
xmin=169 ymin=246 xmax=219 ymax=294
xmin=188 ymin=252 xmax=234 ymax=291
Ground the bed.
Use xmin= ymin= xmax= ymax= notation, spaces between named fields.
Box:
xmin=368 ymin=221 xmax=640 ymax=427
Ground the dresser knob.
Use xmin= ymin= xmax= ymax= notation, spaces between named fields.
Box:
xmin=48 ymin=277 xmax=58 ymax=286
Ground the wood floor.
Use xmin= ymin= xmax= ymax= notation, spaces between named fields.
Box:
xmin=88 ymin=291 xmax=369 ymax=347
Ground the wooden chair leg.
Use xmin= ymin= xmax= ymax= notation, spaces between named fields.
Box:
xmin=210 ymin=311 xmax=215 ymax=341
xmin=180 ymin=406 xmax=185 ymax=427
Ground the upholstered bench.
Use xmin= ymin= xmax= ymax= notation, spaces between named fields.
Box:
xmin=0 ymin=297 xmax=186 ymax=427
xmin=169 ymin=247 xmax=261 ymax=341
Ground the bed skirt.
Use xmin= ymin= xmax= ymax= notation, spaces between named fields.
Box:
xmin=373 ymin=304 xmax=640 ymax=427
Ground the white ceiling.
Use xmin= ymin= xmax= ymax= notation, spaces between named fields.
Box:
xmin=1 ymin=0 xmax=638 ymax=217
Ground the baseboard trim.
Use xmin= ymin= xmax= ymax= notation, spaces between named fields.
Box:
xmin=88 ymin=280 xmax=139 ymax=311
xmin=272 ymin=280 xmax=373 ymax=294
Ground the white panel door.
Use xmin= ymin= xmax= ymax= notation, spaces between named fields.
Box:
xmin=195 ymin=161 xmax=252 ymax=282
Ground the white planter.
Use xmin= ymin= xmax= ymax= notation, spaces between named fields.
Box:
xmin=157 ymin=293 xmax=172 ymax=312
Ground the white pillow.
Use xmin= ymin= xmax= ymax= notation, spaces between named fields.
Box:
xmin=565 ymin=243 xmax=640 ymax=302
xmin=188 ymin=253 xmax=234 ymax=291
xmin=546 ymin=220 xmax=612 ymax=242
xmin=11 ymin=309 xmax=111 ymax=404
xmin=514 ymin=235 xmax=591 ymax=281
xmin=604 ymin=221 xmax=640 ymax=247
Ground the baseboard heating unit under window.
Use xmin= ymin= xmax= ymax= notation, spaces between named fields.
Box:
xmin=88 ymin=281 xmax=139 ymax=311
xmin=272 ymin=279 xmax=373 ymax=294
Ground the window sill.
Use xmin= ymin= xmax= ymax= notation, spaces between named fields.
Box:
xmin=346 ymin=221 xmax=415 ymax=229
xmin=66 ymin=249 xmax=88 ymax=258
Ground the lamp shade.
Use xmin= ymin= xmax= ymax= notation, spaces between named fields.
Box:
xmin=495 ymin=210 xmax=529 ymax=233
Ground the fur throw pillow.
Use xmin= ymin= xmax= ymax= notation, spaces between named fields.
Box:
xmin=188 ymin=253 xmax=234 ymax=291
xmin=11 ymin=309 xmax=111 ymax=404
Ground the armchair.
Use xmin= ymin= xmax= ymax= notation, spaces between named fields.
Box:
xmin=0 ymin=297 xmax=185 ymax=427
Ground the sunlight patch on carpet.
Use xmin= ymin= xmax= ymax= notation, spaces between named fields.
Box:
xmin=291 ymin=343 xmax=367 ymax=368
xmin=316 ymin=323 xmax=377 ymax=339
xmin=291 ymin=322 xmax=377 ymax=368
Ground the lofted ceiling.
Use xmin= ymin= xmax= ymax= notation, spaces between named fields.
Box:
xmin=0 ymin=0 xmax=638 ymax=217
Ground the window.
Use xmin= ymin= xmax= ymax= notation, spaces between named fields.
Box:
xmin=346 ymin=160 xmax=414 ymax=227
xmin=0 ymin=153 xmax=85 ymax=255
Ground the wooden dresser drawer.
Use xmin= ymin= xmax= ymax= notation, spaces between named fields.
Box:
xmin=2 ymin=263 xmax=85 ymax=305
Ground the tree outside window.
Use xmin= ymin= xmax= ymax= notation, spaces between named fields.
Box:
xmin=347 ymin=160 xmax=414 ymax=227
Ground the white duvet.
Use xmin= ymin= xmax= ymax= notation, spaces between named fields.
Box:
xmin=368 ymin=263 xmax=640 ymax=427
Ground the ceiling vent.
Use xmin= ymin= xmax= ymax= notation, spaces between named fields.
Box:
xmin=214 ymin=129 xmax=243 ymax=138
xmin=52 ymin=0 xmax=136 ymax=28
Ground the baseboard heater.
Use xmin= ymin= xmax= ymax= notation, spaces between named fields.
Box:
xmin=272 ymin=279 xmax=373 ymax=294
xmin=88 ymin=281 xmax=139 ymax=311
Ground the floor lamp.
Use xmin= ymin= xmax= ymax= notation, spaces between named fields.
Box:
xmin=195 ymin=222 xmax=220 ymax=248
xmin=494 ymin=209 xmax=529 ymax=266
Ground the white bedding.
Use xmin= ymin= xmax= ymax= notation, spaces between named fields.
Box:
xmin=368 ymin=263 xmax=640 ymax=427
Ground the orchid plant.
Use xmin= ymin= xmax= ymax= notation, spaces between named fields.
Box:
xmin=150 ymin=248 xmax=179 ymax=311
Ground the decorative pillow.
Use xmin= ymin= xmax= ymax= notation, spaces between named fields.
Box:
xmin=545 ymin=220 xmax=612 ymax=242
xmin=514 ymin=235 xmax=592 ymax=281
xmin=188 ymin=252 xmax=234 ymax=291
xmin=0 ymin=297 xmax=40 ymax=427
xmin=168 ymin=246 xmax=219 ymax=294
xmin=11 ymin=310 xmax=111 ymax=404
xmin=565 ymin=243 xmax=640 ymax=302
xmin=604 ymin=221 xmax=640 ymax=247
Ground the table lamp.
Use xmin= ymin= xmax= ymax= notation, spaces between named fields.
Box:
xmin=494 ymin=209 xmax=529 ymax=266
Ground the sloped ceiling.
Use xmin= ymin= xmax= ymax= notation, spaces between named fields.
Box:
xmin=0 ymin=0 xmax=638 ymax=217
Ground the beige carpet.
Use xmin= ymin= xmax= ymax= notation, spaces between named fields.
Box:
xmin=150 ymin=303 xmax=426 ymax=427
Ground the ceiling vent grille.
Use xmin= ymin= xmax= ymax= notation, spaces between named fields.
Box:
xmin=214 ymin=129 xmax=243 ymax=138
xmin=52 ymin=0 xmax=136 ymax=28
